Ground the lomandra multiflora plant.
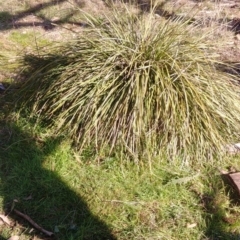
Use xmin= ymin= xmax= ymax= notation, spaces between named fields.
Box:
xmin=17 ymin=4 xmax=240 ymax=162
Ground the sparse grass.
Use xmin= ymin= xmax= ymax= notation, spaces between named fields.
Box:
xmin=0 ymin=30 xmax=52 ymax=78
xmin=8 ymin=31 xmax=50 ymax=49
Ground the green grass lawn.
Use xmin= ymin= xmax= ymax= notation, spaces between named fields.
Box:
xmin=1 ymin=1 xmax=240 ymax=240
xmin=0 ymin=114 xmax=240 ymax=239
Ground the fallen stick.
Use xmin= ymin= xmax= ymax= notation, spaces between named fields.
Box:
xmin=103 ymin=200 xmax=144 ymax=205
xmin=13 ymin=209 xmax=54 ymax=237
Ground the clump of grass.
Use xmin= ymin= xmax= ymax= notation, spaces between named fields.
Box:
xmin=15 ymin=3 xmax=240 ymax=162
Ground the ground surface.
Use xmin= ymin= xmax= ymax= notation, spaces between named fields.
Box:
xmin=1 ymin=1 xmax=240 ymax=240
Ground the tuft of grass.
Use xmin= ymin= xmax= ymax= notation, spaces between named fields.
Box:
xmin=15 ymin=3 xmax=240 ymax=162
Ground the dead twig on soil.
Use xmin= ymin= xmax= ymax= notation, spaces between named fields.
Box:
xmin=13 ymin=209 xmax=54 ymax=237
xmin=103 ymin=200 xmax=144 ymax=205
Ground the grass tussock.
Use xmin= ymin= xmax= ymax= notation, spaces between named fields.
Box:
xmin=15 ymin=4 xmax=240 ymax=161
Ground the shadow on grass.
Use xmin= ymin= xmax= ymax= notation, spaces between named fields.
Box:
xmin=106 ymin=0 xmax=240 ymax=36
xmin=0 ymin=0 xmax=238 ymax=37
xmin=216 ymin=63 xmax=240 ymax=81
xmin=197 ymin=174 xmax=240 ymax=240
xmin=203 ymin=196 xmax=240 ymax=239
xmin=106 ymin=0 xmax=183 ymax=19
xmin=0 ymin=0 xmax=86 ymax=32
xmin=0 ymin=120 xmax=116 ymax=239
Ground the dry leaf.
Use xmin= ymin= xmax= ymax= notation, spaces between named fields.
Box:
xmin=8 ymin=236 xmax=20 ymax=240
xmin=0 ymin=214 xmax=12 ymax=226
xmin=236 ymin=34 xmax=240 ymax=41
xmin=187 ymin=223 xmax=197 ymax=228
xmin=54 ymin=226 xmax=60 ymax=233
xmin=225 ymin=143 xmax=240 ymax=154
xmin=23 ymin=195 xmax=33 ymax=201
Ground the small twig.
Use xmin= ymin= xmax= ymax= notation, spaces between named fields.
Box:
xmin=13 ymin=209 xmax=54 ymax=237
xmin=103 ymin=200 xmax=144 ymax=205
